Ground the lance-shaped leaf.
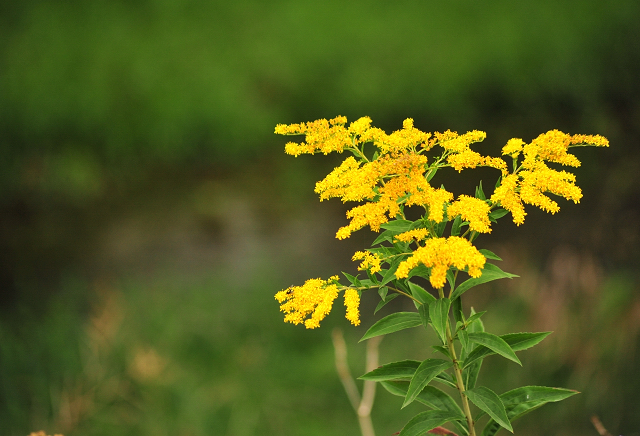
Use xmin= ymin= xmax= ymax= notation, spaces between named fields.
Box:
xmin=480 ymin=386 xmax=579 ymax=436
xmin=408 ymin=281 xmax=436 ymax=305
xmin=478 ymin=248 xmax=502 ymax=261
xmin=477 ymin=385 xmax=579 ymax=420
xmin=381 ymin=382 xmax=466 ymax=419
xmin=380 ymin=255 xmax=407 ymax=286
xmin=501 ymin=386 xmax=579 ymax=406
xmin=380 ymin=219 xmax=414 ymax=233
xmin=374 ymin=293 xmax=399 ymax=314
xmin=450 ymin=264 xmax=518 ymax=300
xmin=434 ymin=372 xmax=458 ymax=389
xmin=403 ymin=359 xmax=453 ymax=408
xmin=359 ymin=360 xmax=419 ymax=381
xmin=429 ymin=298 xmax=451 ymax=344
xmin=372 ymin=229 xmax=395 ymax=246
xmin=467 ymin=332 xmax=521 ymax=366
xmin=462 ymin=359 xmax=482 ymax=390
xmin=342 ymin=271 xmax=361 ymax=287
xmin=463 ymin=332 xmax=551 ymax=368
xmin=360 ymin=312 xmax=422 ymax=342
xmin=465 ymin=387 xmax=513 ymax=433
xmin=399 ymin=410 xmax=462 ymax=436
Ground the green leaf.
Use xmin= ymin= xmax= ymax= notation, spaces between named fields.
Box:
xmin=500 ymin=332 xmax=552 ymax=352
xmin=378 ymin=286 xmax=389 ymax=299
xmin=418 ymin=303 xmax=430 ymax=328
xmin=475 ymin=181 xmax=486 ymax=200
xmin=374 ymin=293 xmax=399 ymax=314
xmin=384 ymin=382 xmax=465 ymax=416
xmin=380 ymin=219 xmax=414 ymax=232
xmin=463 ymin=332 xmax=550 ymax=368
xmin=382 ymin=382 xmax=468 ymax=435
xmin=479 ymin=387 xmax=579 ymax=436
xmin=467 ymin=332 xmax=521 ymax=366
xmin=380 ymin=255 xmax=406 ymax=286
xmin=360 ymin=312 xmax=422 ymax=342
xmin=450 ymin=215 xmax=462 ymax=236
xmin=451 ymin=297 xmax=463 ymax=326
xmin=478 ymin=249 xmax=502 ymax=261
xmin=426 ymin=166 xmax=438 ymax=182
xmin=467 ymin=307 xmax=485 ymax=333
xmin=408 ymin=281 xmax=436 ymax=304
xmin=372 ymin=230 xmax=395 ymax=246
xmin=359 ymin=360 xmax=419 ymax=381
xmin=434 ymin=372 xmax=457 ymax=389
xmin=450 ymin=263 xmax=518 ymax=300
xmin=399 ymin=410 xmax=462 ymax=436
xmin=488 ymin=208 xmax=509 ymax=222
xmin=367 ymin=269 xmax=380 ymax=285
xmin=463 ymin=359 xmax=482 ymax=390
xmin=465 ymin=311 xmax=486 ymax=327
xmin=500 ymin=386 xmax=579 ymax=407
xmin=465 ymin=387 xmax=512 ymax=433
xmin=458 ymin=328 xmax=470 ymax=354
xmin=431 ymin=345 xmax=451 ymax=360
xmin=342 ymin=272 xmax=361 ymax=287
xmin=429 ymin=298 xmax=451 ymax=345
xmin=403 ymin=359 xmax=453 ymax=408
xmin=407 ymin=264 xmax=432 ymax=280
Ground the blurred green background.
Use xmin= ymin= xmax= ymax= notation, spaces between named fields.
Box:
xmin=1 ymin=1 xmax=639 ymax=435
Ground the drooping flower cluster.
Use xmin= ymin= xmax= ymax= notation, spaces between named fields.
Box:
xmin=491 ymin=130 xmax=609 ymax=225
xmin=276 ymin=276 xmax=352 ymax=329
xmin=275 ymin=116 xmax=608 ymax=328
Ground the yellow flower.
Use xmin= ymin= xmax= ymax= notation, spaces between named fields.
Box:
xmin=344 ymin=288 xmax=361 ymax=326
xmin=528 ymin=130 xmax=581 ymax=167
xmin=394 ymin=228 xmax=430 ymax=243
xmin=570 ymin=133 xmax=609 ymax=148
xmin=490 ymin=174 xmax=526 ymax=225
xmin=352 ymin=251 xmax=382 ymax=274
xmin=434 ymin=130 xmax=486 ymax=153
xmin=447 ymin=195 xmax=492 ymax=233
xmin=275 ymin=276 xmax=341 ymax=329
xmin=395 ymin=236 xmax=486 ymax=289
xmin=277 ymin=116 xmax=351 ymax=156
xmin=502 ymin=138 xmax=525 ymax=158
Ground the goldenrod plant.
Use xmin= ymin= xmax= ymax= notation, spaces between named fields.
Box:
xmin=274 ymin=116 xmax=608 ymax=436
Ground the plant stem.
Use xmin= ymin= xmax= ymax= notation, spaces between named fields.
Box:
xmin=441 ymin=289 xmax=476 ymax=436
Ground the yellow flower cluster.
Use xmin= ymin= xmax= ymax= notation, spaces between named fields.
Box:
xmin=352 ymin=251 xmax=382 ymax=274
xmin=447 ymin=195 xmax=492 ymax=233
xmin=395 ymin=236 xmax=486 ymax=289
xmin=491 ymin=130 xmax=609 ymax=225
xmin=394 ymin=228 xmax=430 ymax=243
xmin=276 ymin=116 xmax=350 ymax=156
xmin=275 ymin=276 xmax=360 ymax=329
xmin=344 ymin=288 xmax=361 ymax=326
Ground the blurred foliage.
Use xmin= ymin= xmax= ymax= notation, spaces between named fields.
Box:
xmin=1 ymin=0 xmax=639 ymax=435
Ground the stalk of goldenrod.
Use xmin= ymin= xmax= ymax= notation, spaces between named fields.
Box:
xmin=439 ymin=287 xmax=476 ymax=436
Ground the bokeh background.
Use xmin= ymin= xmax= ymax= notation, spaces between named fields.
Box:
xmin=1 ymin=1 xmax=639 ymax=435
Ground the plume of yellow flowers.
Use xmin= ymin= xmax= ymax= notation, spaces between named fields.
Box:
xmin=275 ymin=276 xmax=360 ymax=329
xmin=275 ymin=116 xmax=608 ymax=328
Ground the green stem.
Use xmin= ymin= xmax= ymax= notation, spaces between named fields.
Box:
xmin=440 ymin=288 xmax=476 ymax=436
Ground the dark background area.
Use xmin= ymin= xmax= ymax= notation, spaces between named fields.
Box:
xmin=1 ymin=1 xmax=639 ymax=435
